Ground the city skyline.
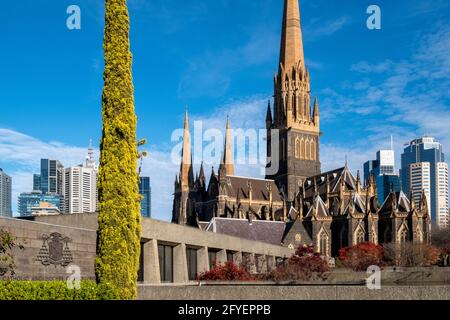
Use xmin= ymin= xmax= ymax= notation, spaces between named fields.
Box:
xmin=1 ymin=0 xmax=450 ymax=220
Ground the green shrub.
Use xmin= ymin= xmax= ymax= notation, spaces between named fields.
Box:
xmin=0 ymin=280 xmax=120 ymax=300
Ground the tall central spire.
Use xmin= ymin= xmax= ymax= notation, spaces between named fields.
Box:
xmin=279 ymin=0 xmax=305 ymax=73
xmin=223 ymin=117 xmax=234 ymax=176
xmin=180 ymin=110 xmax=193 ymax=188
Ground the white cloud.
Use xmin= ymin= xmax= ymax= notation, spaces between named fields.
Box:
xmin=303 ymin=16 xmax=349 ymax=41
xmin=0 ymin=129 xmax=94 ymax=216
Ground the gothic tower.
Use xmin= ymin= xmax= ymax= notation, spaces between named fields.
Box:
xmin=172 ymin=111 xmax=195 ymax=225
xmin=266 ymin=0 xmax=321 ymax=202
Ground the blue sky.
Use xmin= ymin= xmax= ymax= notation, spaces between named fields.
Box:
xmin=1 ymin=0 xmax=449 ymax=220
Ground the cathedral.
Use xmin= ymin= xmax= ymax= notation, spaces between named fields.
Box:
xmin=172 ymin=0 xmax=430 ymax=257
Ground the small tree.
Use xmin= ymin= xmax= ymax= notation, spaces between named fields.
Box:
xmin=338 ymin=242 xmax=384 ymax=271
xmin=264 ymin=245 xmax=329 ymax=282
xmin=383 ymin=243 xmax=441 ymax=267
xmin=0 ymin=228 xmax=24 ymax=279
xmin=197 ymin=261 xmax=254 ymax=281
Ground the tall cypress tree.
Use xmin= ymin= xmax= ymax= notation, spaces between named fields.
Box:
xmin=96 ymin=0 xmax=142 ymax=300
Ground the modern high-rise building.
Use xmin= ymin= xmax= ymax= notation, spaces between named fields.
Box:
xmin=64 ymin=144 xmax=98 ymax=214
xmin=0 ymin=168 xmax=12 ymax=217
xmin=364 ymin=149 xmax=401 ymax=204
xmin=401 ymin=137 xmax=448 ymax=228
xmin=38 ymin=159 xmax=64 ymax=195
xmin=139 ymin=177 xmax=151 ymax=218
xmin=436 ymin=162 xmax=449 ymax=229
xmin=33 ymin=174 xmax=41 ymax=191
xmin=18 ymin=191 xmax=62 ymax=217
xmin=409 ymin=162 xmax=432 ymax=215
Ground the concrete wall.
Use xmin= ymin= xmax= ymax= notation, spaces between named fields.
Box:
xmin=0 ymin=217 xmax=96 ymax=280
xmin=138 ymin=284 xmax=450 ymax=300
xmin=0 ymin=214 xmax=294 ymax=283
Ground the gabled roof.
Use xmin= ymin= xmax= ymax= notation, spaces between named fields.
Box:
xmin=301 ymin=166 xmax=357 ymax=199
xmin=379 ymin=191 xmax=411 ymax=215
xmin=304 ymin=194 xmax=331 ymax=220
xmin=224 ymin=176 xmax=283 ymax=202
xmin=343 ymin=192 xmax=366 ymax=216
xmin=205 ymin=217 xmax=286 ymax=245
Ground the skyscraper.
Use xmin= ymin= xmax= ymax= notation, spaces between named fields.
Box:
xmin=409 ymin=162 xmax=431 ymax=212
xmin=436 ymin=162 xmax=449 ymax=229
xmin=139 ymin=177 xmax=151 ymax=218
xmin=401 ymin=137 xmax=448 ymax=228
xmin=64 ymin=143 xmax=98 ymax=214
xmin=0 ymin=168 xmax=12 ymax=217
xmin=364 ymin=149 xmax=401 ymax=204
xmin=38 ymin=159 xmax=64 ymax=195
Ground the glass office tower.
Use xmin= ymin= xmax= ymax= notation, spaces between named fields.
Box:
xmin=139 ymin=177 xmax=151 ymax=218
xmin=401 ymin=137 xmax=447 ymax=227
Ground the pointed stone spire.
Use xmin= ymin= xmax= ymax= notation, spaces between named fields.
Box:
xmin=410 ymin=191 xmax=416 ymax=210
xmin=279 ymin=0 xmax=305 ymax=74
xmin=313 ymin=97 xmax=320 ymax=125
xmin=356 ymin=170 xmax=361 ymax=192
xmin=198 ymin=162 xmax=206 ymax=185
xmin=180 ymin=110 xmax=193 ymax=188
xmin=222 ymin=117 xmax=234 ymax=176
xmin=266 ymin=100 xmax=273 ymax=126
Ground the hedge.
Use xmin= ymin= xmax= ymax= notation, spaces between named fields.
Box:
xmin=0 ymin=280 xmax=119 ymax=300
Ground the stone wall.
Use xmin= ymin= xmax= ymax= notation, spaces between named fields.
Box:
xmin=0 ymin=217 xmax=96 ymax=280
xmin=0 ymin=214 xmax=294 ymax=283
xmin=138 ymin=284 xmax=450 ymax=300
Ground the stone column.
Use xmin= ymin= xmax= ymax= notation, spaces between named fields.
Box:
xmin=233 ymin=252 xmax=243 ymax=266
xmin=257 ymin=255 xmax=268 ymax=274
xmin=173 ymin=243 xmax=189 ymax=283
xmin=142 ymin=239 xmax=160 ymax=284
xmin=216 ymin=249 xmax=227 ymax=265
xmin=267 ymin=256 xmax=276 ymax=272
xmin=197 ymin=246 xmax=209 ymax=274
xmin=243 ymin=253 xmax=257 ymax=274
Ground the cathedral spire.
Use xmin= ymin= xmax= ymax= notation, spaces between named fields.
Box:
xmin=221 ymin=117 xmax=235 ymax=176
xmin=279 ymin=0 xmax=305 ymax=73
xmin=180 ymin=110 xmax=194 ymax=188
xmin=266 ymin=100 xmax=273 ymax=126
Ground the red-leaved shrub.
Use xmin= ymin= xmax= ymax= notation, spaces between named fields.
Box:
xmin=339 ymin=242 xmax=384 ymax=271
xmin=264 ymin=245 xmax=329 ymax=282
xmin=196 ymin=261 xmax=254 ymax=281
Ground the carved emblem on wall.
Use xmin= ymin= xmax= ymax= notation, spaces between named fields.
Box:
xmin=37 ymin=233 xmax=73 ymax=267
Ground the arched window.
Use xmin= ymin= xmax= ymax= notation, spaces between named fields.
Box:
xmin=305 ymin=139 xmax=310 ymax=160
xmin=317 ymin=229 xmax=329 ymax=257
xmin=415 ymin=226 xmax=424 ymax=244
xmin=300 ymin=139 xmax=305 ymax=159
xmin=295 ymin=138 xmax=300 ymax=159
xmin=355 ymin=228 xmax=365 ymax=245
xmin=281 ymin=138 xmax=286 ymax=161
xmin=398 ymin=226 xmax=408 ymax=244
xmin=311 ymin=139 xmax=316 ymax=161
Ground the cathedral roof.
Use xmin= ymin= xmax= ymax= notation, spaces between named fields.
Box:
xmin=379 ymin=191 xmax=411 ymax=215
xmin=205 ymin=217 xmax=286 ymax=245
xmin=301 ymin=166 xmax=357 ymax=199
xmin=342 ymin=192 xmax=366 ymax=216
xmin=225 ymin=176 xmax=283 ymax=202
xmin=304 ymin=194 xmax=331 ymax=220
